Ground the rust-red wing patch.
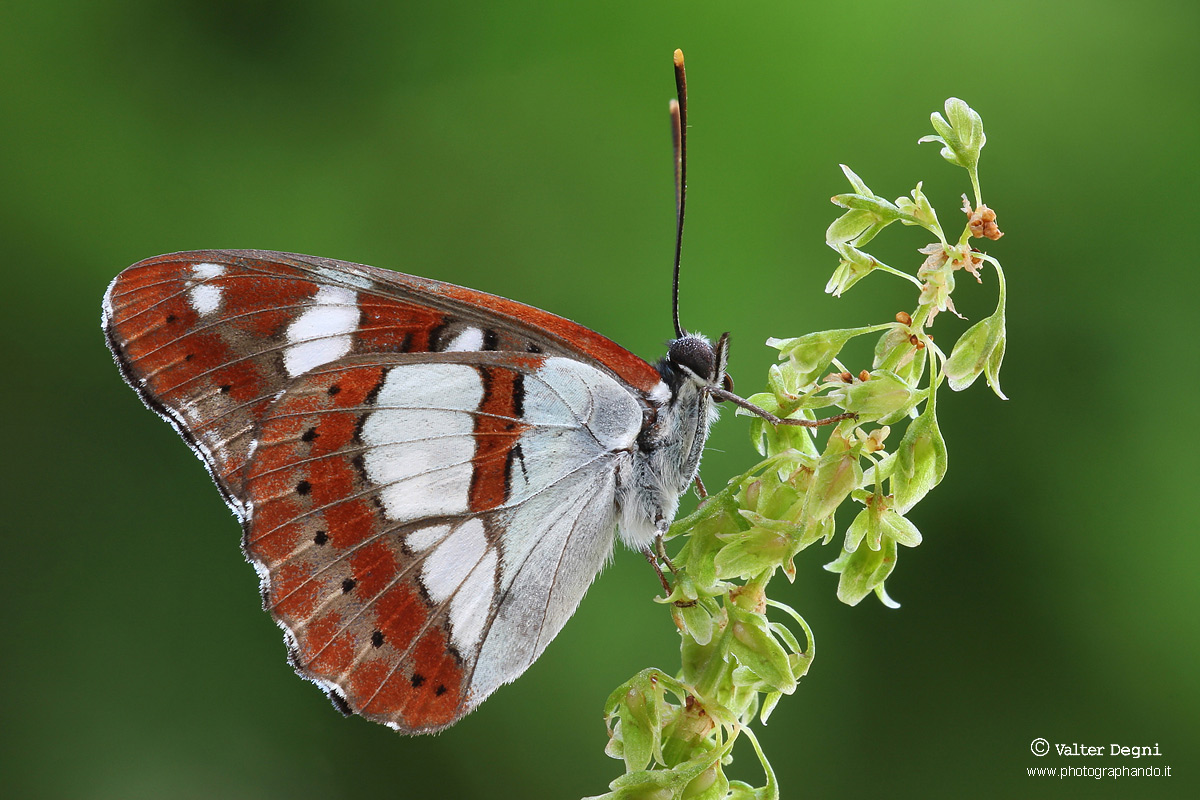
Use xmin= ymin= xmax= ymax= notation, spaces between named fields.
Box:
xmin=469 ymin=367 xmax=531 ymax=512
xmin=243 ymin=360 xmax=471 ymax=731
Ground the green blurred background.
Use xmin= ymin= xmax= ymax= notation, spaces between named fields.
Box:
xmin=3 ymin=1 xmax=1197 ymax=798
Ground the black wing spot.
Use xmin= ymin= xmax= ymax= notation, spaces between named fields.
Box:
xmin=314 ymin=530 xmax=328 ymax=545
xmin=219 ymin=384 xmax=232 ymax=394
xmin=166 ymin=314 xmax=177 ymax=324
xmin=184 ymin=353 xmax=194 ymax=362
xmin=525 ymin=342 xmax=542 ymax=353
xmin=341 ymin=577 xmax=356 ymax=593
xmin=301 ymin=427 xmax=319 ymax=443
xmin=505 ymin=442 xmax=529 ymax=490
xmin=482 ymin=329 xmax=499 ymax=350
xmin=434 ymin=684 xmax=447 ymax=696
xmin=411 ymin=673 xmax=426 ymax=688
xmin=296 ymin=480 xmax=312 ymax=495
xmin=371 ymin=630 xmax=384 ymax=648
xmin=513 ymin=373 xmax=525 ymax=418
xmin=327 ymin=384 xmax=341 ymax=396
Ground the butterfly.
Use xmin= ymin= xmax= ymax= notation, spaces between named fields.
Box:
xmin=102 ymin=51 xmax=848 ymax=733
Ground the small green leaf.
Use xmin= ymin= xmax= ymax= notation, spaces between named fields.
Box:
xmin=826 ymin=208 xmax=878 ymax=245
xmin=844 ymin=507 xmax=870 ymax=553
xmin=879 ymin=509 xmax=923 ymax=548
xmin=839 ymin=163 xmax=872 ymax=195
xmin=759 ymin=691 xmax=783 ymax=724
xmin=984 ymin=321 xmax=1008 ymax=400
xmin=830 ymin=193 xmax=903 ymax=217
xmin=920 ymin=97 xmax=985 ymax=172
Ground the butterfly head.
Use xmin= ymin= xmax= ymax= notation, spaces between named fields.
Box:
xmin=660 ymin=331 xmax=732 ymax=397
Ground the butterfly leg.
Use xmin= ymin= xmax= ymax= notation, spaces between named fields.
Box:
xmin=645 ymin=532 xmax=697 ymax=608
xmin=653 ymin=532 xmax=680 ymax=576
xmin=642 ymin=546 xmax=673 ymax=595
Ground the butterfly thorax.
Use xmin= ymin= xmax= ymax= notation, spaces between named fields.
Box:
xmin=615 ymin=333 xmax=725 ymax=551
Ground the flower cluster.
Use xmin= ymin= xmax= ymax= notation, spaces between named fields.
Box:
xmin=589 ymin=98 xmax=1006 ymax=800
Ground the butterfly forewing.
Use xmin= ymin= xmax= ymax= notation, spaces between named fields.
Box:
xmin=103 ymin=250 xmax=662 ymax=511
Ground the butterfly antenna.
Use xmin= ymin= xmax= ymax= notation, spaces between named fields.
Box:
xmin=670 ymin=48 xmax=688 ymax=339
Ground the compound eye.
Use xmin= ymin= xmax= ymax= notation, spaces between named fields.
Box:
xmin=722 ymin=373 xmax=735 ymax=394
xmin=668 ymin=337 xmax=716 ymax=380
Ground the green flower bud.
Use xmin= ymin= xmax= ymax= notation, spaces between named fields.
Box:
xmin=746 ymin=467 xmax=804 ymax=521
xmin=800 ymin=432 xmax=863 ymax=524
xmin=843 ymin=370 xmax=920 ymax=422
xmin=679 ymin=609 xmax=728 ymax=688
xmin=682 ymin=763 xmax=728 ymax=800
xmin=604 ymin=672 xmax=665 ymax=771
xmin=661 ymin=696 xmax=719 ymax=768
xmin=824 ymin=536 xmax=899 ymax=607
xmin=672 ymin=495 xmax=744 ymax=596
xmin=591 ymin=744 xmax=734 ymax=800
xmin=895 ymin=181 xmax=943 ymax=239
xmin=588 ymin=770 xmax=676 ymax=800
xmin=944 ymin=309 xmax=1006 ymax=396
xmin=873 ymin=324 xmax=927 ymax=388
xmin=827 ymin=208 xmax=887 ymax=247
xmin=715 ymin=520 xmax=795 ymax=581
xmin=727 ymin=605 xmax=797 ymax=694
xmin=825 ymin=243 xmax=877 ymax=297
xmin=673 ymin=596 xmax=716 ymax=647
xmin=892 ymin=399 xmax=948 ymax=513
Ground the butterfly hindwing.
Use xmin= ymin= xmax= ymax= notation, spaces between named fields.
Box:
xmin=241 ymin=353 xmax=643 ymax=731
